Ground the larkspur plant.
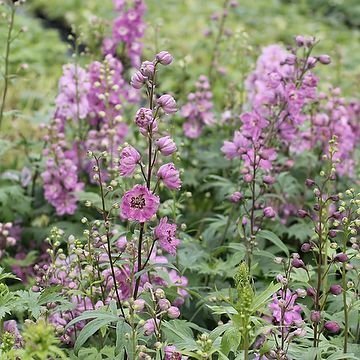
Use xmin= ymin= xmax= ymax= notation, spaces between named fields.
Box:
xmin=0 ymin=0 xmax=359 ymax=358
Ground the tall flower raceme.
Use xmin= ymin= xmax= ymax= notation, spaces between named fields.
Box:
xmin=122 ymin=51 xmax=183 ymax=296
xmin=295 ymin=137 xmax=360 ymax=354
xmin=55 ymin=63 xmax=90 ymax=121
xmin=102 ymin=0 xmax=146 ymax=68
xmin=181 ymin=75 xmax=216 ymax=139
xmin=292 ymin=87 xmax=359 ymax=177
xmin=42 ymin=117 xmax=84 ymax=216
xmin=221 ymin=37 xmax=334 ymax=264
xmin=85 ymin=54 xmax=138 ymax=172
xmin=262 ymin=257 xmax=306 ymax=359
xmin=244 ymin=36 xmax=358 ymax=178
xmin=42 ymin=53 xmax=136 ymax=214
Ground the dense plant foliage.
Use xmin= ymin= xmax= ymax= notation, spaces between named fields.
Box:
xmin=0 ymin=0 xmax=359 ymax=359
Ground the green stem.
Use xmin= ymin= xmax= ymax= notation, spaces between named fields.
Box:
xmin=0 ymin=5 xmax=15 ymax=131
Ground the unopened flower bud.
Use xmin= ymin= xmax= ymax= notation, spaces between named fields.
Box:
xmin=292 ymin=258 xmax=305 ymax=269
xmin=324 ymin=321 xmax=340 ymax=334
xmin=156 ymin=51 xmax=173 ymax=65
xmin=167 ymin=306 xmax=180 ymax=319
xmin=329 ymin=284 xmax=342 ymax=295
xmin=310 ymin=311 xmax=321 ymax=323
xmin=334 ymin=253 xmax=348 ymax=262
xmin=318 ymin=55 xmax=331 ymax=65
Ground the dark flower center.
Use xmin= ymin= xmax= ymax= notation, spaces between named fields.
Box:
xmin=130 ymin=195 xmax=146 ymax=209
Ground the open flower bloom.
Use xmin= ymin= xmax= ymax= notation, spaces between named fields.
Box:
xmin=121 ymin=185 xmax=159 ymax=222
xmin=155 ymin=217 xmax=180 ymax=255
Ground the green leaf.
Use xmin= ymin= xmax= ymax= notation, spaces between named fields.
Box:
xmin=74 ymin=317 xmax=119 ymax=353
xmin=257 ymin=230 xmax=289 ymax=256
xmin=251 ymin=282 xmax=281 ymax=312
xmin=221 ymin=327 xmax=240 ymax=355
xmin=162 ymin=320 xmax=198 ymax=350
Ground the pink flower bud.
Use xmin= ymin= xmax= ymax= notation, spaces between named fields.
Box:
xmin=318 ymin=55 xmax=331 ymax=65
xmin=306 ymin=56 xmax=317 ymax=69
xmin=291 ymin=258 xmax=305 ymax=269
xmin=143 ymin=318 xmax=159 ymax=335
xmin=329 ymin=284 xmax=342 ymax=295
xmin=310 ymin=310 xmax=321 ymax=323
xmin=297 ymin=209 xmax=308 ymax=218
xmin=229 ymin=191 xmax=243 ymax=203
xmin=157 ymin=94 xmax=177 ymax=114
xmin=295 ymin=35 xmax=305 ymax=47
xmin=263 ymin=206 xmax=276 ymax=219
xmin=135 ymin=107 xmax=153 ymax=128
xmin=243 ymin=174 xmax=253 ymax=183
xmin=263 ymin=175 xmax=275 ymax=185
xmin=301 ymin=243 xmax=312 ymax=253
xmin=156 ymin=136 xmax=177 ymax=156
xmin=335 ymin=253 xmax=348 ymax=262
xmin=140 ymin=61 xmax=155 ymax=78
xmin=307 ymin=287 xmax=316 ymax=298
xmin=167 ymin=306 xmax=180 ymax=319
xmin=116 ymin=236 xmax=127 ymax=251
xmin=133 ymin=299 xmax=145 ymax=312
xmin=156 ymin=51 xmax=173 ymax=65
xmin=285 ymin=54 xmax=296 ymax=65
xmin=130 ymin=70 xmax=146 ymax=89
xmin=324 ymin=321 xmax=340 ymax=334
xmin=305 ymin=178 xmax=315 ymax=187
xmin=157 ymin=163 xmax=181 ymax=190
xmin=158 ymin=298 xmax=171 ymax=311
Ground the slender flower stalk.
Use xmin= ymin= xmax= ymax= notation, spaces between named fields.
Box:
xmin=0 ymin=3 xmax=16 ymax=131
xmin=93 ymin=153 xmax=126 ymax=319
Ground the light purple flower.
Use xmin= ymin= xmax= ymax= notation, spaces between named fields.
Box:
xmin=269 ymin=289 xmax=303 ymax=327
xmin=119 ymin=146 xmax=141 ymax=177
xmin=156 ymin=51 xmax=173 ymax=65
xmin=143 ymin=318 xmax=159 ymax=336
xmin=263 ymin=206 xmax=276 ymax=218
xmin=131 ymin=70 xmax=146 ymax=89
xmin=157 ymin=163 xmax=181 ymax=190
xmin=140 ymin=60 xmax=155 ymax=78
xmin=157 ymin=94 xmax=177 ymax=114
xmin=167 ymin=306 xmax=180 ymax=319
xmin=156 ymin=136 xmax=177 ymax=156
xmin=121 ymin=185 xmax=160 ymax=222
xmin=135 ymin=107 xmax=153 ymax=128
xmin=154 ymin=217 xmax=180 ymax=255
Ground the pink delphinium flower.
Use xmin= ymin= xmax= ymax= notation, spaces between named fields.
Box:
xmin=131 ymin=70 xmax=146 ymax=89
xmin=135 ymin=107 xmax=153 ymax=128
xmin=164 ymin=345 xmax=187 ymax=360
xmin=156 ymin=51 xmax=173 ymax=65
xmin=157 ymin=163 xmax=181 ymax=190
xmin=55 ymin=64 xmax=90 ymax=120
xmin=157 ymin=94 xmax=177 ymax=114
xmin=143 ymin=318 xmax=159 ymax=336
xmin=154 ymin=217 xmax=180 ymax=255
xmin=107 ymin=0 xmax=146 ymax=67
xmin=156 ymin=136 xmax=177 ymax=156
xmin=269 ymin=289 xmax=303 ymax=327
xmin=182 ymin=75 xmax=215 ymax=138
xmin=119 ymin=146 xmax=141 ymax=177
xmin=121 ymin=185 xmax=160 ymax=222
